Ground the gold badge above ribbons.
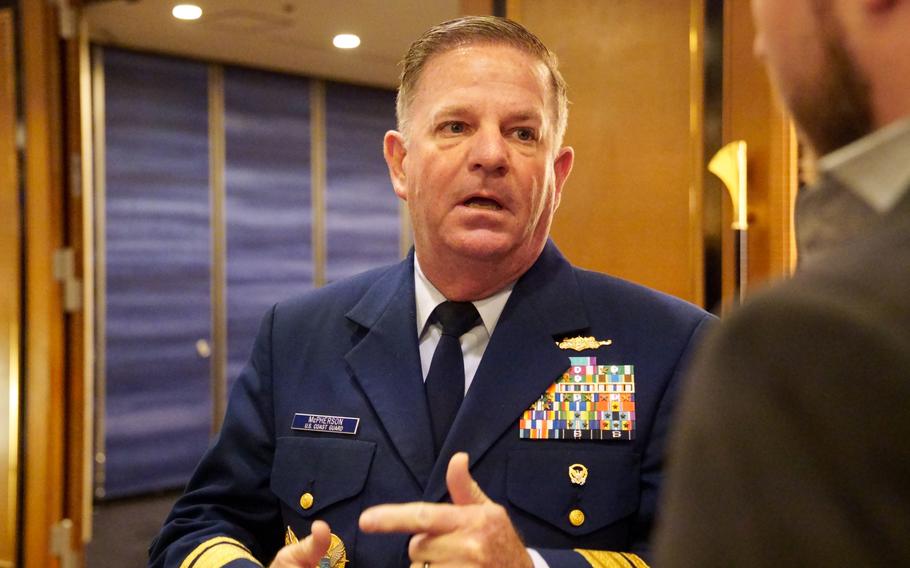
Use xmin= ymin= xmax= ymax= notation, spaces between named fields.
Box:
xmin=556 ymin=336 xmax=612 ymax=351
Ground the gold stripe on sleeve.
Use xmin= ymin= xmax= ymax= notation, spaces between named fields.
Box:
xmin=179 ymin=536 xmax=262 ymax=568
xmin=575 ymin=549 xmax=650 ymax=568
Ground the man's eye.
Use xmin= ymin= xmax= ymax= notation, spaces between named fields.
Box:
xmin=444 ymin=122 xmax=466 ymax=134
xmin=514 ymin=128 xmax=536 ymax=141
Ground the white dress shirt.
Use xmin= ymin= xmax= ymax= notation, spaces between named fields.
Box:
xmin=413 ymin=255 xmax=513 ymax=387
xmin=818 ymin=115 xmax=910 ymax=213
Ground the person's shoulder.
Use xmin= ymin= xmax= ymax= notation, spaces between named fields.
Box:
xmin=799 ymin=210 xmax=910 ymax=298
xmin=716 ymin=205 xmax=910 ymax=335
xmin=771 ymin=209 xmax=910 ymax=327
xmin=703 ymin=238 xmax=910 ymax=383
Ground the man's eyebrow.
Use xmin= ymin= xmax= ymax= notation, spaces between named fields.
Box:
xmin=430 ymin=107 xmax=544 ymax=123
xmin=503 ymin=111 xmax=543 ymax=123
xmin=431 ymin=105 xmax=473 ymax=120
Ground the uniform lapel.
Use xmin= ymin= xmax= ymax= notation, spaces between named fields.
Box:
xmin=345 ymin=253 xmax=436 ymax=490
xmin=425 ymin=242 xmax=592 ymax=502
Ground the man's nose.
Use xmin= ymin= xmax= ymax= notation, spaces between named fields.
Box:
xmin=468 ymin=127 xmax=509 ymax=176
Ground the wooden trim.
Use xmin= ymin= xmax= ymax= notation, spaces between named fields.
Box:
xmin=90 ymin=45 xmax=107 ymax=501
xmin=63 ymin=21 xmax=86 ymax=559
xmin=720 ymin=1 xmax=737 ymax=309
xmin=77 ymin=12 xmax=96 ymax=546
xmin=772 ymin=122 xmax=798 ymax=275
xmin=688 ymin=0 xmax=706 ymax=307
xmin=310 ymin=79 xmax=327 ymax=287
xmin=21 ymin=0 xmax=67 ymax=565
xmin=0 ymin=8 xmax=21 ymax=568
xmin=62 ymin=7 xmax=97 ymax=551
xmin=208 ymin=65 xmax=228 ymax=432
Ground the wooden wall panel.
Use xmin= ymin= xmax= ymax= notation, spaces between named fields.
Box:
xmin=510 ymin=0 xmax=705 ymax=305
xmin=0 ymin=8 xmax=21 ymax=568
xmin=22 ymin=0 xmax=66 ymax=566
xmin=459 ymin=0 xmax=494 ymax=15
xmin=64 ymin=10 xmax=97 ymax=554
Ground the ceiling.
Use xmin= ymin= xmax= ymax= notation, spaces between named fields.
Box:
xmin=85 ymin=0 xmax=463 ymax=88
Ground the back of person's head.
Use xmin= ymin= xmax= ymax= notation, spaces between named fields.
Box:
xmin=396 ymin=15 xmax=569 ymax=144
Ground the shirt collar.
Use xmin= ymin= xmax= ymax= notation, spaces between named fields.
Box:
xmin=817 ymin=116 xmax=910 ymax=213
xmin=413 ymin=254 xmax=514 ymax=338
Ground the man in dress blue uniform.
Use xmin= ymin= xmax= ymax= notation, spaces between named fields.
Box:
xmin=150 ymin=16 xmax=712 ymax=568
xmin=655 ymin=0 xmax=910 ymax=565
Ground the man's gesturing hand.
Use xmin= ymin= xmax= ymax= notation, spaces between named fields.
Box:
xmin=359 ymin=452 xmax=533 ymax=568
xmin=269 ymin=520 xmax=332 ymax=568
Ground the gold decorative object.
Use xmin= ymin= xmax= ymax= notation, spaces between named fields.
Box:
xmin=299 ymin=492 xmax=314 ymax=510
xmin=326 ymin=533 xmax=349 ymax=566
xmin=708 ymin=140 xmax=749 ymax=230
xmin=556 ymin=336 xmax=612 ymax=351
xmin=569 ymin=509 xmax=586 ymax=527
xmin=568 ymin=463 xmax=588 ymax=486
xmin=285 ymin=526 xmax=299 ymax=546
xmin=285 ymin=528 xmax=348 ymax=567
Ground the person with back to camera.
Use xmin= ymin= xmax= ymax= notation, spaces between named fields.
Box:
xmin=656 ymin=0 xmax=910 ymax=565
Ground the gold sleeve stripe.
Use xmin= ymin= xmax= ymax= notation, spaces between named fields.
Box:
xmin=575 ymin=549 xmax=650 ymax=568
xmin=179 ymin=536 xmax=262 ymax=568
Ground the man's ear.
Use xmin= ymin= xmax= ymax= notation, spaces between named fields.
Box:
xmin=384 ymin=130 xmax=409 ymax=201
xmin=552 ymin=146 xmax=575 ymax=208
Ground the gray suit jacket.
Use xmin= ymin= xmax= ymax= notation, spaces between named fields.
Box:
xmin=654 ymin=187 xmax=910 ymax=566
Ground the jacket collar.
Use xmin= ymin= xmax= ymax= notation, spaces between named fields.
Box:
xmin=343 ymin=242 xmax=593 ymax=496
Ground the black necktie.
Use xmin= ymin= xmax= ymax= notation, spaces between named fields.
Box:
xmin=425 ymin=301 xmax=481 ymax=455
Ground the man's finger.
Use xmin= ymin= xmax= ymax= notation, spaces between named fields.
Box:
xmin=446 ymin=452 xmax=490 ymax=506
xmin=408 ymin=530 xmax=479 ymax=565
xmin=273 ymin=520 xmax=331 ymax=567
xmin=359 ymin=502 xmax=464 ymax=535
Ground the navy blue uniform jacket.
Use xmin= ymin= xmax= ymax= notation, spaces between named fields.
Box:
xmin=150 ymin=242 xmax=712 ymax=567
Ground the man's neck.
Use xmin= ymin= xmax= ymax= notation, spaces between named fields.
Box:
xmin=415 ymin=249 xmax=538 ymax=301
xmin=857 ymin=4 xmax=910 ymax=132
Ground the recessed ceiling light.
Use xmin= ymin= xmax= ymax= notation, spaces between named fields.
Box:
xmin=333 ymin=34 xmax=361 ymax=49
xmin=172 ymin=4 xmax=203 ymax=21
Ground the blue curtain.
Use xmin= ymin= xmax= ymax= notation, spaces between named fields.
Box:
xmin=325 ymin=81 xmax=401 ymax=283
xmin=225 ymin=67 xmax=313 ymax=388
xmin=103 ymin=49 xmax=212 ymax=498
xmin=100 ymin=51 xmax=397 ymax=499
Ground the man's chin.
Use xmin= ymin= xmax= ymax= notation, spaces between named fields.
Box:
xmin=445 ymin=233 xmax=516 ymax=262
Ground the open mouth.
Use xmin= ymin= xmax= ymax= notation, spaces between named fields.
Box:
xmin=463 ymin=196 xmax=503 ymax=211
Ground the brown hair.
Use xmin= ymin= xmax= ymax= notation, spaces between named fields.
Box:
xmin=396 ymin=16 xmax=568 ymax=145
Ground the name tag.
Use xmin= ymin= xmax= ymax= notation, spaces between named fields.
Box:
xmin=292 ymin=413 xmax=360 ymax=435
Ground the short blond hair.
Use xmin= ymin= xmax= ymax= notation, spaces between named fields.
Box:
xmin=396 ymin=16 xmax=569 ymax=146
